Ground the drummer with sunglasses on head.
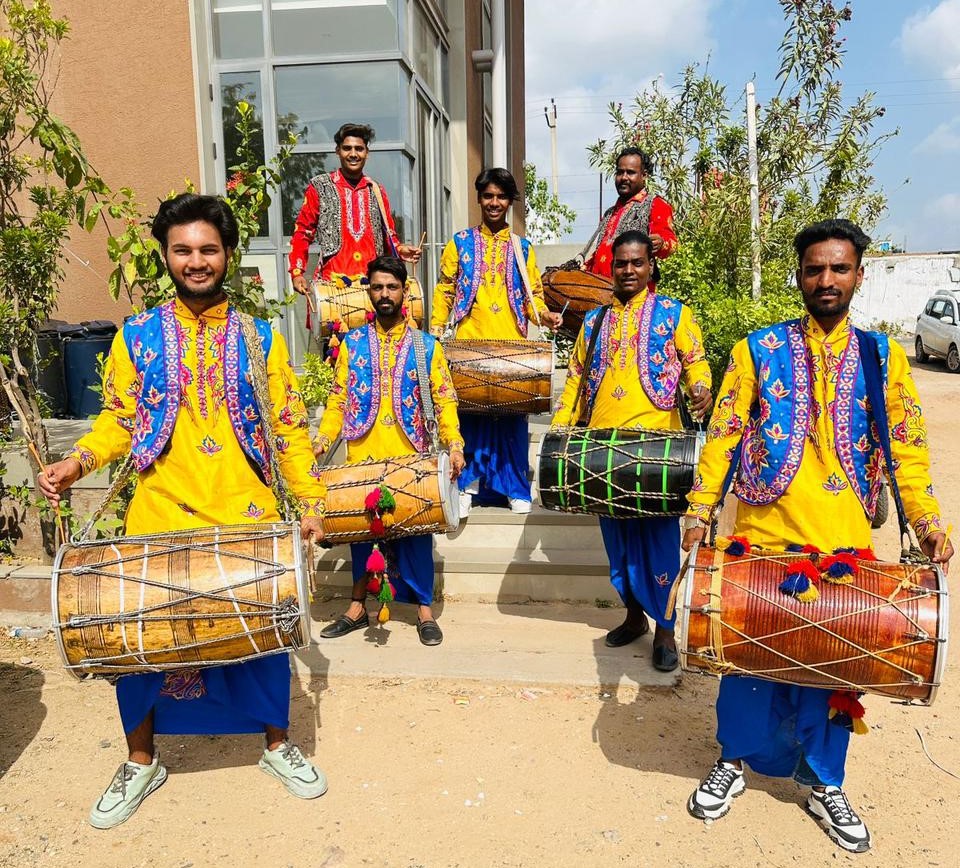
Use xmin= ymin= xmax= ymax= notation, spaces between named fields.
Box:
xmin=288 ymin=122 xmax=422 ymax=297
xmin=430 ymin=168 xmax=562 ymax=515
xmin=38 ymin=194 xmax=328 ymax=829
xmin=551 ymin=230 xmax=712 ymax=670
xmin=315 ymin=256 xmax=464 ymax=646
xmin=682 ymin=219 xmax=953 ymax=853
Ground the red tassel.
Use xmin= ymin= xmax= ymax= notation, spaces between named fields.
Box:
xmin=329 ymin=346 xmax=339 ymax=360
xmin=366 ymin=576 xmax=382 ymax=594
xmin=366 ymin=545 xmax=386 ymax=573
xmin=365 ymin=311 xmax=375 ymax=322
xmin=854 ymin=547 xmax=877 ymax=561
xmin=364 ymin=489 xmax=382 ymax=511
xmin=370 ymin=516 xmax=386 ymax=536
xmin=799 ymin=544 xmax=821 ymax=554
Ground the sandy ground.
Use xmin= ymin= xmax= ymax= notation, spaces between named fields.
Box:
xmin=2 ymin=356 xmax=959 ymax=868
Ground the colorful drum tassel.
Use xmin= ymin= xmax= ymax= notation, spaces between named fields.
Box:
xmin=717 ymin=535 xmax=751 ymax=557
xmin=365 ymin=485 xmax=397 ymax=537
xmin=779 ymin=559 xmax=821 ymax=602
xmin=365 ymin=544 xmax=395 ymax=624
xmin=820 ymin=551 xmax=858 ymax=584
xmin=828 ymin=690 xmax=869 ymax=735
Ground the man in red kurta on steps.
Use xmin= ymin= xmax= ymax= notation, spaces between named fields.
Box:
xmin=582 ymin=147 xmax=676 ymax=281
xmin=288 ymin=122 xmax=421 ymax=294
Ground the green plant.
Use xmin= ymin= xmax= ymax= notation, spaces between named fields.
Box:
xmin=587 ymin=0 xmax=890 ymax=381
xmin=523 ymin=162 xmax=576 ymax=243
xmin=298 ymin=352 xmax=335 ymax=409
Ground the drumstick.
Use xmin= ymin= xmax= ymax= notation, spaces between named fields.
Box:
xmin=27 ymin=441 xmax=68 ymax=544
xmin=417 ymin=231 xmax=427 ymax=251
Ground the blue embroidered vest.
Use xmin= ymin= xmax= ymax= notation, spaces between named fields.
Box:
xmin=123 ymin=300 xmax=275 ymax=481
xmin=452 ymin=227 xmax=532 ymax=336
xmin=734 ymin=320 xmax=889 ymax=517
xmin=340 ymin=323 xmax=437 ymax=453
xmin=580 ymin=291 xmax=685 ymax=419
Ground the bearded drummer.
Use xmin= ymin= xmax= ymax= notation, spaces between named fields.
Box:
xmin=551 ymin=230 xmax=712 ymax=670
xmin=683 ymin=219 xmax=953 ymax=853
xmin=430 ymin=168 xmax=562 ymax=515
xmin=288 ymin=122 xmax=422 ymax=299
xmin=580 ymin=147 xmax=676 ymax=282
xmin=38 ymin=194 xmax=328 ymax=828
xmin=315 ymin=256 xmax=464 ymax=645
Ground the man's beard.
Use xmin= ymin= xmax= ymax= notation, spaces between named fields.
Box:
xmin=375 ymin=299 xmax=401 ymax=318
xmin=171 ymin=271 xmax=228 ymax=302
xmin=805 ymin=296 xmax=851 ymax=320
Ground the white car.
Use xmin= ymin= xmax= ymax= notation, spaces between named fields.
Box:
xmin=915 ymin=289 xmax=960 ymax=373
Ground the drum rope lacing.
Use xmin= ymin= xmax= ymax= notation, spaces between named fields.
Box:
xmin=540 ymin=427 xmax=697 ymax=517
xmin=444 ymin=340 xmax=553 ymax=414
xmin=687 ymin=550 xmax=939 ymax=691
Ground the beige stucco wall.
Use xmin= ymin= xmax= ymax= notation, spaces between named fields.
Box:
xmin=48 ymin=1 xmax=201 ymax=326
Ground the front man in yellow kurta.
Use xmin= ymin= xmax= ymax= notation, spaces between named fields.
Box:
xmin=316 ymin=255 xmax=464 ymax=645
xmin=683 ymin=219 xmax=953 ymax=853
xmin=431 ymin=168 xmax=562 ymax=515
xmin=552 ymin=230 xmax=712 ymax=670
xmin=39 ymin=194 xmax=329 ymax=829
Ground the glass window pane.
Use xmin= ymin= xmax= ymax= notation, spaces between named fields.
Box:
xmin=280 ymin=152 xmax=332 ymax=237
xmin=220 ymin=71 xmax=269 ymax=237
xmin=213 ymin=0 xmax=263 ymax=59
xmin=411 ymin=5 xmax=438 ymax=94
xmin=275 ymin=62 xmax=407 ymax=145
xmin=271 ymin=0 xmax=399 ymax=57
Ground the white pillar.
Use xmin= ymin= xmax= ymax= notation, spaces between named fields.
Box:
xmin=491 ymin=0 xmax=507 ymax=168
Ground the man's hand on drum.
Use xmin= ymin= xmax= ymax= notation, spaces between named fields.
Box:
xmin=300 ymin=516 xmax=325 ymax=544
xmin=292 ymin=274 xmax=309 ymax=296
xmin=921 ymin=532 xmax=954 ymax=574
xmin=397 ymin=243 xmax=422 ymax=264
xmin=540 ymin=310 xmax=563 ymax=330
xmin=37 ymin=458 xmax=83 ymax=508
xmin=681 ymin=524 xmax=707 ymax=552
xmin=689 ymin=383 xmax=713 ymax=420
xmin=312 ymin=437 xmax=330 ymax=459
xmin=449 ymin=448 xmax=465 ymax=481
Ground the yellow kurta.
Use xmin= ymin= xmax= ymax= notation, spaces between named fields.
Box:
xmin=551 ymin=290 xmax=712 ymax=429
xmin=69 ymin=299 xmax=325 ymax=535
xmin=431 ymin=224 xmax=549 ymax=339
xmin=687 ymin=314 xmax=944 ymax=551
xmin=316 ymin=320 xmax=463 ymax=463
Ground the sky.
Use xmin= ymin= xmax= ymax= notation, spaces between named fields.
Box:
xmin=524 ymin=0 xmax=960 ymax=252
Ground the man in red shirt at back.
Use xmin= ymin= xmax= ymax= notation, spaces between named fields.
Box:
xmin=582 ymin=147 xmax=676 ymax=280
xmin=288 ymin=122 xmax=420 ymax=295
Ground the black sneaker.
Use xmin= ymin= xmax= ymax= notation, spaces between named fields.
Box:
xmin=687 ymin=760 xmax=745 ymax=820
xmin=806 ymin=786 xmax=871 ymax=853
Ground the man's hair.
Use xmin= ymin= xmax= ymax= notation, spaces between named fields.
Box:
xmin=474 ymin=167 xmax=519 ymax=202
xmin=335 ymin=123 xmax=375 ymax=147
xmin=616 ymin=147 xmax=654 ymax=176
xmin=151 ymin=193 xmax=239 ymax=250
xmin=367 ymin=255 xmax=407 ymax=285
xmin=794 ymin=219 xmax=871 ymax=266
xmin=611 ymin=229 xmax=661 ymax=283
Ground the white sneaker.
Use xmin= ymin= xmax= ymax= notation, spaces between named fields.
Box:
xmin=807 ymin=786 xmax=871 ymax=853
xmin=259 ymin=742 xmax=328 ymax=799
xmin=508 ymin=498 xmax=532 ymax=514
xmin=89 ymin=754 xmax=167 ymax=829
xmin=687 ymin=760 xmax=745 ymax=820
xmin=458 ymin=490 xmax=473 ymax=518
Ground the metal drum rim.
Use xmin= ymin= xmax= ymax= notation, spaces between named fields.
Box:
xmin=50 ymin=541 xmax=84 ymax=681
xmin=924 ymin=563 xmax=950 ymax=706
xmin=437 ymin=450 xmax=460 ymax=529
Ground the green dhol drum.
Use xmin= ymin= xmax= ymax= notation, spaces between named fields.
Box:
xmin=536 ymin=427 xmax=703 ymax=518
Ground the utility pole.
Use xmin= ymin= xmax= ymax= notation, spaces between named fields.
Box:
xmin=544 ymin=98 xmax=559 ymax=197
xmin=746 ymin=81 xmax=761 ymax=300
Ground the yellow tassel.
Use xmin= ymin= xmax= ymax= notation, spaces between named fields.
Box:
xmin=329 ymin=334 xmax=340 ymax=349
xmin=827 ymin=707 xmax=838 ymax=721
xmin=795 ymin=584 xmax=820 ymax=603
xmin=378 ymin=604 xmax=390 ymax=624
xmin=852 ymin=717 xmax=870 ymax=736
xmin=715 ymin=536 xmax=732 ymax=551
xmin=821 ymin=573 xmax=854 ymax=585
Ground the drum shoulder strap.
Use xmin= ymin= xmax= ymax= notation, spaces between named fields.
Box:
xmin=570 ymin=305 xmax=609 ymax=426
xmin=368 ymin=180 xmax=399 ymax=257
xmin=237 ymin=311 xmax=295 ymax=518
xmin=510 ymin=233 xmax=541 ymax=327
xmin=410 ymin=328 xmax=438 ymax=450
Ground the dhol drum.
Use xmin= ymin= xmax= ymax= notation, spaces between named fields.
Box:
xmin=676 ymin=543 xmax=949 ymax=704
xmin=52 ymin=522 xmax=310 ymax=680
xmin=319 ymin=452 xmax=459 ymax=544
xmin=312 ymin=277 xmax=424 ymax=337
xmin=443 ymin=339 xmax=554 ymax=416
xmin=537 ymin=427 xmax=702 ymax=518
xmin=541 ymin=267 xmax=613 ymax=338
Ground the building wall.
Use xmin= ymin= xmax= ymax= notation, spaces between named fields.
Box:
xmin=48 ymin=1 xmax=201 ymax=326
xmin=855 ymin=254 xmax=960 ymax=333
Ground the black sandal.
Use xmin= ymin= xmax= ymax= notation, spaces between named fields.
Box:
xmin=416 ymin=618 xmax=443 ymax=646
